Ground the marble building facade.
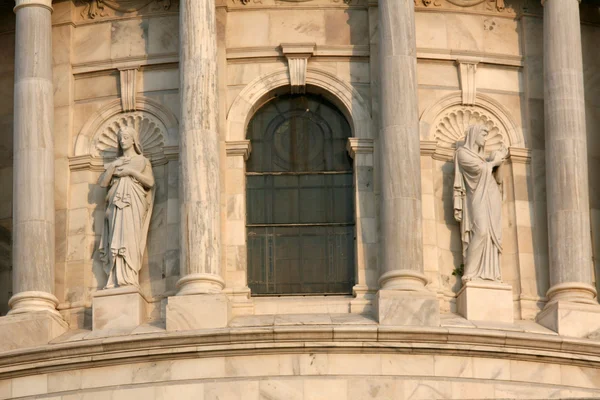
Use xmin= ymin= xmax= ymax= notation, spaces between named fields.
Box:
xmin=1 ymin=0 xmax=600 ymax=398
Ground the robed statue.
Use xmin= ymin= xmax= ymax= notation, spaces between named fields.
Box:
xmin=98 ymin=126 xmax=155 ymax=289
xmin=453 ymin=125 xmax=507 ymax=283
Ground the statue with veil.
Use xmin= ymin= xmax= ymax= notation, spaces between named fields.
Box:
xmin=98 ymin=126 xmax=155 ymax=289
xmin=453 ymin=125 xmax=508 ymax=283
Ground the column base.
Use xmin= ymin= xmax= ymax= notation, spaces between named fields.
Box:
xmin=166 ymin=293 xmax=230 ymax=331
xmin=8 ymin=291 xmax=61 ymax=316
xmin=92 ymin=286 xmax=148 ymax=331
xmin=0 ymin=311 xmax=67 ymax=352
xmin=537 ymin=300 xmax=600 ymax=338
xmin=457 ymin=281 xmax=514 ymax=323
xmin=375 ymin=289 xmax=440 ymax=326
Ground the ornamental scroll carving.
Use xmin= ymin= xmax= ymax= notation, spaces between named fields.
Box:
xmin=81 ymin=0 xmax=171 ymax=19
xmin=92 ymin=112 xmax=166 ymax=161
xmin=433 ymin=107 xmax=506 ymax=155
xmin=415 ymin=0 xmax=512 ymax=13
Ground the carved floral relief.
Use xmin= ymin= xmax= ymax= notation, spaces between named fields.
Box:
xmin=80 ymin=0 xmax=172 ymax=19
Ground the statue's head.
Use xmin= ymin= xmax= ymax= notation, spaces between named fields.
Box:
xmin=464 ymin=125 xmax=489 ymax=153
xmin=116 ymin=127 xmax=143 ymax=156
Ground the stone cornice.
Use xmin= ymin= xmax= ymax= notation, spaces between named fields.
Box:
xmin=2 ymin=325 xmax=600 ymax=379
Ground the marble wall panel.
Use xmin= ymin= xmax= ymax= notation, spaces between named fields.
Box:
xmin=74 ymin=73 xmax=119 ymax=102
xmin=324 ymin=9 xmax=368 ymax=46
xmin=415 ymin=12 xmax=448 ymax=49
xmin=476 ymin=66 xmax=522 ymax=94
xmin=417 ymin=61 xmax=459 ymax=89
xmin=138 ymin=68 xmax=179 ymax=94
xmin=73 ymin=23 xmax=111 ymax=64
xmin=148 ymin=16 xmax=179 ymax=55
xmin=268 ymin=11 xmax=326 ymax=46
xmin=226 ymin=11 xmax=270 ymax=48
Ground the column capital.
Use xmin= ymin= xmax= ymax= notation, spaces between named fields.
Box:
xmin=14 ymin=0 xmax=53 ymax=13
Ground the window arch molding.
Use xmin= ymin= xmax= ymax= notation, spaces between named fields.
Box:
xmin=227 ymin=67 xmax=373 ymax=142
xmin=224 ymin=66 xmax=377 ymax=314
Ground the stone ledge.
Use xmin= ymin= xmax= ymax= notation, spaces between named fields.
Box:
xmin=0 ymin=311 xmax=67 ymax=353
xmin=3 ymin=322 xmax=600 ymax=379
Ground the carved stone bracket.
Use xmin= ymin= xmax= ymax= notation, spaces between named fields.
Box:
xmin=508 ymin=147 xmax=531 ymax=164
xmin=457 ymin=59 xmax=478 ymax=106
xmin=346 ymin=138 xmax=374 ymax=159
xmin=225 ymin=140 xmax=252 ymax=160
xmin=119 ymin=67 xmax=139 ymax=113
xmin=281 ymin=43 xmax=316 ymax=94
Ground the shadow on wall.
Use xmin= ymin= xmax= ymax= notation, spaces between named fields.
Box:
xmin=0 ymin=225 xmax=11 ymax=316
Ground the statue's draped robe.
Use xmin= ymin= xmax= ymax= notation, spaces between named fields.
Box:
xmin=99 ymin=155 xmax=154 ymax=288
xmin=454 ymin=146 xmax=503 ymax=281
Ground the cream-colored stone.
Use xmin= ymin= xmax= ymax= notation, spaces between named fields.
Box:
xmin=457 ymin=281 xmax=514 ymax=323
xmin=11 ymin=374 xmax=48 ymax=398
xmin=166 ymin=293 xmax=230 ymax=331
xmin=537 ymin=300 xmax=600 ymax=338
xmin=304 ymin=379 xmax=347 ymax=400
xmin=376 ymin=290 xmax=440 ymax=326
xmin=0 ymin=311 xmax=67 ymax=352
xmin=92 ymin=286 xmax=148 ymax=331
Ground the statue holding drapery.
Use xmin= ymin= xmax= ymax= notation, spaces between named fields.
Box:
xmin=453 ymin=125 xmax=507 ymax=283
xmin=98 ymin=126 xmax=155 ymax=289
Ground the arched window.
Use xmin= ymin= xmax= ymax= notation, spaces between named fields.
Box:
xmin=246 ymin=94 xmax=355 ymax=295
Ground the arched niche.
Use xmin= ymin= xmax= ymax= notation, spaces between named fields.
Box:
xmin=72 ymin=97 xmax=179 ymax=169
xmin=419 ymin=92 xmax=524 ymax=160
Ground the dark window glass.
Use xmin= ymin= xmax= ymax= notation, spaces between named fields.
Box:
xmin=246 ymin=94 xmax=355 ymax=295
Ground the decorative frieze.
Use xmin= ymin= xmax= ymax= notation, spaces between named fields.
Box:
xmin=415 ymin=0 xmax=514 ymax=14
xmin=80 ymin=0 xmax=172 ymax=19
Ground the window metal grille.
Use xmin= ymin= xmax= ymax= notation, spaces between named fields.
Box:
xmin=246 ymin=94 xmax=356 ymax=295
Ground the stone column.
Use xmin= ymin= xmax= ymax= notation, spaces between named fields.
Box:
xmin=166 ymin=0 xmax=229 ymax=330
xmin=375 ymin=0 xmax=439 ymax=326
xmin=9 ymin=0 xmax=59 ymax=316
xmin=537 ymin=0 xmax=600 ymax=337
xmin=0 ymin=0 xmax=67 ymax=351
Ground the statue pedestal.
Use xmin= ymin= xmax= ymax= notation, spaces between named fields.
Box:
xmin=0 ymin=311 xmax=67 ymax=352
xmin=457 ymin=281 xmax=514 ymax=323
xmin=92 ymin=286 xmax=148 ymax=331
xmin=375 ymin=289 xmax=440 ymax=326
xmin=166 ymin=294 xmax=230 ymax=331
xmin=537 ymin=300 xmax=600 ymax=338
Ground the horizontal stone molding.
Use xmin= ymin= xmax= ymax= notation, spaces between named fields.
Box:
xmin=3 ymin=324 xmax=600 ymax=380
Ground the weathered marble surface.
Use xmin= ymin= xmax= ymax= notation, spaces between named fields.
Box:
xmin=0 ymin=311 xmax=67 ymax=352
xmin=542 ymin=0 xmax=595 ymax=301
xmin=166 ymin=293 xmax=229 ymax=331
xmin=454 ymin=126 xmax=507 ymax=283
xmin=377 ymin=0 xmax=427 ymax=290
xmin=10 ymin=0 xmax=60 ymax=315
xmin=457 ymin=281 xmax=514 ymax=323
xmin=92 ymin=286 xmax=148 ymax=331
xmin=177 ymin=0 xmax=223 ymax=295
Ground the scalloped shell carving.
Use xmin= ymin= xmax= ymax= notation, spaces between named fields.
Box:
xmin=92 ymin=112 xmax=166 ymax=159
xmin=434 ymin=107 xmax=506 ymax=153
